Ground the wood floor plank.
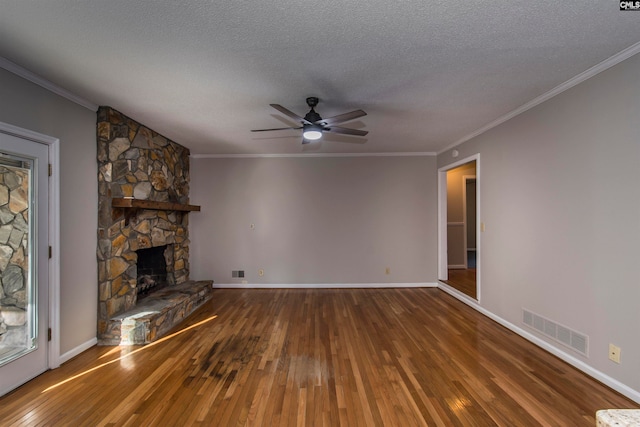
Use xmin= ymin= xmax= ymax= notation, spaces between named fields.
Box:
xmin=0 ymin=288 xmax=637 ymax=426
xmin=443 ymin=268 xmax=477 ymax=298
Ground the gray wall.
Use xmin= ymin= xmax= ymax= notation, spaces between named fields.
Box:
xmin=438 ymin=53 xmax=640 ymax=393
xmin=0 ymin=68 xmax=97 ymax=354
xmin=190 ymin=156 xmax=438 ymax=285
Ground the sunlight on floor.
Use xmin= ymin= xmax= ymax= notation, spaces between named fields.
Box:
xmin=41 ymin=314 xmax=218 ymax=393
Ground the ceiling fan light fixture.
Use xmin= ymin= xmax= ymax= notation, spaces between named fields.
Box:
xmin=251 ymin=98 xmax=367 ymax=144
xmin=302 ymin=124 xmax=323 ymax=141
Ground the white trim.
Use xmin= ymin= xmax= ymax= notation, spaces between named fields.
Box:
xmin=438 ymin=154 xmax=481 ymax=176
xmin=0 ymin=121 xmax=58 ymax=145
xmin=437 ymin=282 xmax=640 ymax=404
xmin=0 ymin=57 xmax=98 ymax=112
xmin=438 ymin=170 xmax=448 ymax=281
xmin=473 ymin=159 xmax=481 ymax=302
xmin=191 ymin=152 xmax=436 ymax=159
xmin=438 ymin=154 xmax=481 ymax=302
xmin=438 ymin=41 xmax=640 ymax=155
xmin=462 ymin=175 xmax=476 ymax=270
xmin=48 ymin=141 xmax=61 ymax=369
xmin=447 ymin=264 xmax=466 ymax=270
xmin=0 ymin=121 xmax=61 ymax=370
xmin=437 ymin=281 xmax=479 ymax=305
xmin=58 ymin=338 xmax=97 ymax=365
xmin=212 ymin=282 xmax=437 ymax=289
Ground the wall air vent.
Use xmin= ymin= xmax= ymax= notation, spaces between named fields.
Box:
xmin=522 ymin=309 xmax=589 ymax=357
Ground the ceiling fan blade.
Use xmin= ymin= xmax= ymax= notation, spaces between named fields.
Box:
xmin=270 ymin=104 xmax=312 ymax=125
xmin=301 ymin=138 xmax=312 ymax=145
xmin=325 ymin=126 xmax=368 ymax=137
xmin=251 ymin=126 xmax=302 ymax=132
xmin=316 ymin=109 xmax=366 ymax=126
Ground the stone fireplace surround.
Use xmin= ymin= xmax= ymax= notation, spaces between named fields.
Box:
xmin=97 ymin=107 xmax=212 ymax=345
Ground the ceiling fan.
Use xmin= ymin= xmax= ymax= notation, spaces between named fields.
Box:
xmin=251 ymin=97 xmax=368 ymax=144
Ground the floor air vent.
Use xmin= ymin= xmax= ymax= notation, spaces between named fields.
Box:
xmin=522 ymin=309 xmax=588 ymax=356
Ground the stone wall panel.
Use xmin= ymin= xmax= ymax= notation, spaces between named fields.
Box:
xmin=0 ymin=167 xmax=30 ymax=348
xmin=109 ymin=138 xmax=131 ymax=161
xmin=0 ymin=185 xmax=8 ymax=206
xmin=0 ymin=206 xmax=13 ymax=225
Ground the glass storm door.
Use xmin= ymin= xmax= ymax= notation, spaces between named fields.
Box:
xmin=0 ymin=131 xmax=49 ymax=396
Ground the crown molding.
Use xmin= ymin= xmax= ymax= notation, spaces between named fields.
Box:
xmin=191 ymin=151 xmax=436 ymax=159
xmin=438 ymin=40 xmax=640 ymax=155
xmin=0 ymin=57 xmax=98 ymax=112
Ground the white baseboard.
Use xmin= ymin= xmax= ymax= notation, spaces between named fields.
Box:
xmin=447 ymin=264 xmax=466 ymax=270
xmin=437 ymin=282 xmax=640 ymax=404
xmin=212 ymin=282 xmax=438 ymax=289
xmin=58 ymin=338 xmax=98 ymax=365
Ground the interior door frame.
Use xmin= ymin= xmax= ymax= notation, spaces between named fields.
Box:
xmin=462 ymin=175 xmax=476 ymax=269
xmin=438 ymin=153 xmax=481 ymax=302
xmin=0 ymin=121 xmax=60 ymax=370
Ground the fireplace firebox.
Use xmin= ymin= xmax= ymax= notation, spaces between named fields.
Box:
xmin=136 ymin=245 xmax=169 ymax=299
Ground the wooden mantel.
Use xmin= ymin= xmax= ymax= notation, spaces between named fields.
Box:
xmin=112 ymin=198 xmax=200 ymax=224
xmin=112 ymin=198 xmax=201 ymax=212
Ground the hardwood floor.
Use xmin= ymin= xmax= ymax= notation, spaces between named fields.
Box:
xmin=0 ymin=288 xmax=636 ymax=426
xmin=442 ymin=269 xmax=477 ymax=299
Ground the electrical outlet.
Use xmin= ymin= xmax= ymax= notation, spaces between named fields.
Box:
xmin=385 ymin=267 xmax=391 ymax=275
xmin=609 ymin=343 xmax=621 ymax=364
xmin=258 ymin=269 xmax=264 ymax=277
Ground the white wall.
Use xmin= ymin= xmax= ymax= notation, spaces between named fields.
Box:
xmin=438 ymin=53 xmax=640 ymax=395
xmin=0 ymin=68 xmax=97 ymax=355
xmin=190 ymin=156 xmax=437 ymax=285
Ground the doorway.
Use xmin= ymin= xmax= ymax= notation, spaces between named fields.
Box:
xmin=464 ymin=176 xmax=476 ymax=270
xmin=438 ymin=155 xmax=480 ymax=300
xmin=0 ymin=127 xmax=51 ymax=396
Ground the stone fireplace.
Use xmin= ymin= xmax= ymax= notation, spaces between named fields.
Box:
xmin=96 ymin=107 xmax=212 ymax=345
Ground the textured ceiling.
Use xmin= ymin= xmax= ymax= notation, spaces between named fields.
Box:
xmin=1 ymin=1 xmax=639 ymax=155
